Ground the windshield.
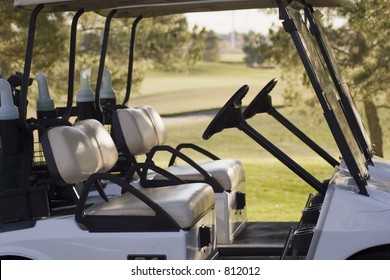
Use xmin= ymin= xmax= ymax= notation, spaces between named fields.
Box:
xmin=284 ymin=3 xmax=369 ymax=192
xmin=309 ymin=9 xmax=373 ymax=159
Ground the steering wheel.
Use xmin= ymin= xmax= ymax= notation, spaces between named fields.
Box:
xmin=243 ymin=78 xmax=278 ymax=119
xmin=202 ymin=84 xmax=249 ymax=140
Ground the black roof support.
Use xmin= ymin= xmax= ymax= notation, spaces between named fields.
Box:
xmin=123 ymin=15 xmax=143 ymax=106
xmin=94 ymin=9 xmax=118 ymax=122
xmin=63 ymin=9 xmax=85 ymax=121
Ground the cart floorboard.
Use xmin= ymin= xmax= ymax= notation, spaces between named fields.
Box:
xmin=218 ymin=222 xmax=297 ymax=259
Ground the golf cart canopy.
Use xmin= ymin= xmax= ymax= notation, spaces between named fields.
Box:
xmin=14 ymin=0 xmax=353 ymax=14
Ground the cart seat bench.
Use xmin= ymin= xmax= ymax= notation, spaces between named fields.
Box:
xmin=41 ymin=119 xmax=215 ymax=232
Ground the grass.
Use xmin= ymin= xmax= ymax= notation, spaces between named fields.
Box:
xmin=126 ymin=61 xmax=289 ymax=114
xmin=243 ymin=158 xmax=332 ymax=221
xmin=219 ymin=51 xmax=246 ymax=63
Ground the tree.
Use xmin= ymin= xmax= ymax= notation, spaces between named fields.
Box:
xmin=329 ymin=0 xmax=390 ymax=157
xmin=0 ymin=0 xmax=68 ymax=78
xmin=242 ymin=31 xmax=271 ymax=67
xmin=203 ymin=30 xmax=220 ymax=62
xmin=134 ymin=15 xmax=206 ymax=72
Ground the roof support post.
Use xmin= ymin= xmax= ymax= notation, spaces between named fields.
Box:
xmin=19 ymin=4 xmax=43 ymax=120
xmin=63 ymin=8 xmax=85 ymax=121
xmin=123 ymin=15 xmax=143 ymax=106
xmin=95 ymin=9 xmax=117 ymax=122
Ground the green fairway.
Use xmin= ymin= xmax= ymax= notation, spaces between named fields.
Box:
xmin=126 ymin=61 xmax=288 ymax=114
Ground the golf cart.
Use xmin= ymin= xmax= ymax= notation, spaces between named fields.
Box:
xmin=0 ymin=0 xmax=389 ymax=260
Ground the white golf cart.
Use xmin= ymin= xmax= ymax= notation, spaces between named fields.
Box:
xmin=0 ymin=0 xmax=389 ymax=260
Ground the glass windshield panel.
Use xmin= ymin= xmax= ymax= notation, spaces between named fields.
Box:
xmin=324 ymin=90 xmax=368 ymax=176
xmin=287 ymin=5 xmax=368 ymax=178
xmin=312 ymin=10 xmax=372 ymax=153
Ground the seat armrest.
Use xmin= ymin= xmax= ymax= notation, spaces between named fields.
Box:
xmin=145 ymin=145 xmax=225 ymax=192
xmin=169 ymin=143 xmax=220 ymax=166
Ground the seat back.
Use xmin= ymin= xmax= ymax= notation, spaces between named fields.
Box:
xmin=139 ymin=105 xmax=167 ymax=145
xmin=41 ymin=119 xmax=118 ymax=184
xmin=113 ymin=106 xmax=166 ymax=156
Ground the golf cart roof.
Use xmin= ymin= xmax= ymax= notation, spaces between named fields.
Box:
xmin=14 ymin=0 xmax=353 ymax=14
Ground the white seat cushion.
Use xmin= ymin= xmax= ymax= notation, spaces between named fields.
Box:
xmin=85 ymin=183 xmax=215 ymax=229
xmin=139 ymin=105 xmax=167 ymax=145
xmin=47 ymin=119 xmax=118 ymax=184
xmin=116 ymin=108 xmax=158 ymax=155
xmin=74 ymin=119 xmax=118 ymax=172
xmin=157 ymin=159 xmax=245 ymax=191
